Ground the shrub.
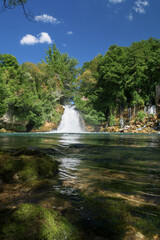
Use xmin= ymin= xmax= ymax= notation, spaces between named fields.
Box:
xmin=136 ymin=111 xmax=147 ymax=122
xmin=109 ymin=114 xmax=116 ymax=127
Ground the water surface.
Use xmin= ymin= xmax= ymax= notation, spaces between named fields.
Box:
xmin=0 ymin=133 xmax=160 ymax=239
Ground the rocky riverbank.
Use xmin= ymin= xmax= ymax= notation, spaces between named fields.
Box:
xmin=100 ymin=115 xmax=160 ymax=133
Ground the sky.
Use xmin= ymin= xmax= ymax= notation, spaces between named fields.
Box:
xmin=0 ymin=0 xmax=160 ymax=67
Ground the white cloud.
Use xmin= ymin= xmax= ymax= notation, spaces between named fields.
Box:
xmin=20 ymin=34 xmax=38 ymax=45
xmin=109 ymin=0 xmax=124 ymax=3
xmin=38 ymin=32 xmax=52 ymax=44
xmin=128 ymin=12 xmax=133 ymax=21
xmin=62 ymin=43 xmax=67 ymax=47
xmin=127 ymin=0 xmax=149 ymax=21
xmin=35 ymin=14 xmax=60 ymax=24
xmin=20 ymin=32 xmax=52 ymax=45
xmin=133 ymin=0 xmax=149 ymax=14
xmin=66 ymin=31 xmax=73 ymax=35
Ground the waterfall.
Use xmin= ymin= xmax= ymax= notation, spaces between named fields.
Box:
xmin=55 ymin=105 xmax=85 ymax=133
xmin=119 ymin=118 xmax=124 ymax=128
xmin=148 ymin=105 xmax=156 ymax=115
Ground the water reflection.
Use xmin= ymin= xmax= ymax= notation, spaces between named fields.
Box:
xmin=0 ymin=132 xmax=160 ymax=149
xmin=58 ymin=133 xmax=82 ymax=145
xmin=60 ymin=157 xmax=81 ymax=171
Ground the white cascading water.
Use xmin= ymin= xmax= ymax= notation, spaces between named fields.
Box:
xmin=56 ymin=105 xmax=85 ymax=133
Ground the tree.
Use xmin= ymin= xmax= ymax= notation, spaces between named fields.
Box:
xmin=75 ymin=38 xmax=160 ymax=126
xmin=0 ymin=0 xmax=33 ymax=20
xmin=0 ymin=78 xmax=9 ymax=117
xmin=0 ymin=54 xmax=19 ymax=69
xmin=45 ymin=44 xmax=78 ymax=102
xmin=1 ymin=0 xmax=26 ymax=10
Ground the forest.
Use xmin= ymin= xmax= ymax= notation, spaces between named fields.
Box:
xmin=0 ymin=44 xmax=78 ymax=131
xmin=1 ymin=37 xmax=160 ymax=131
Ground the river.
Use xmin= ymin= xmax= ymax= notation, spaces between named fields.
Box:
xmin=0 ymin=132 xmax=160 ymax=239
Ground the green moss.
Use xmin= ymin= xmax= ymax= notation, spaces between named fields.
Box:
xmin=0 ymin=204 xmax=79 ymax=240
xmin=0 ymin=149 xmax=58 ymax=183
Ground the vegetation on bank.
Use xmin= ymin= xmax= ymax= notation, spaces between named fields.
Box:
xmin=0 ymin=45 xmax=78 ymax=131
xmin=75 ymin=37 xmax=160 ymax=128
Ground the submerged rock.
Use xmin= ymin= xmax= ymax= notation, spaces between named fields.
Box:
xmin=0 ymin=149 xmax=58 ymax=184
xmin=0 ymin=203 xmax=79 ymax=240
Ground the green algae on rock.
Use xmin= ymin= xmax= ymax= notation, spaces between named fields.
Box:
xmin=0 ymin=203 xmax=79 ymax=240
xmin=0 ymin=149 xmax=58 ymax=184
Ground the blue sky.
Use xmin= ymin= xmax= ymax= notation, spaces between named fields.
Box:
xmin=0 ymin=0 xmax=159 ymax=66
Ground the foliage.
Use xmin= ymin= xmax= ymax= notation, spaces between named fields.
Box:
xmin=0 ymin=80 xmax=9 ymax=117
xmin=75 ymin=38 xmax=160 ymax=125
xmin=0 ymin=46 xmax=78 ymax=131
xmin=1 ymin=38 xmax=160 ymax=129
xmin=0 ymin=0 xmax=31 ymax=20
xmin=45 ymin=44 xmax=78 ymax=102
xmin=135 ymin=111 xmax=147 ymax=123
xmin=1 ymin=0 xmax=27 ymax=8
xmin=0 ymin=54 xmax=19 ymax=69
xmin=108 ymin=114 xmax=116 ymax=127
xmin=74 ymin=95 xmax=105 ymax=126
xmin=131 ymin=91 xmax=144 ymax=107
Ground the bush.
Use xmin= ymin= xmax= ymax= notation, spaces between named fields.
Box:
xmin=109 ymin=114 xmax=116 ymax=127
xmin=74 ymin=96 xmax=105 ymax=126
xmin=136 ymin=111 xmax=147 ymax=122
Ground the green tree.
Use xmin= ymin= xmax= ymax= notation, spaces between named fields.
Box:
xmin=0 ymin=54 xmax=19 ymax=69
xmin=75 ymin=38 xmax=160 ymax=126
xmin=0 ymin=77 xmax=9 ymax=117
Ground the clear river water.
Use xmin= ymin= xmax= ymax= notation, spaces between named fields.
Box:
xmin=0 ymin=132 xmax=160 ymax=239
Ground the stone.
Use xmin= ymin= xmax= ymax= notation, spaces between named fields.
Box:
xmin=0 ymin=128 xmax=7 ymax=133
xmin=135 ymin=232 xmax=145 ymax=239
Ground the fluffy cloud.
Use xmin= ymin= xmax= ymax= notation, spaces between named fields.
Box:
xmin=109 ymin=0 xmax=124 ymax=3
xmin=133 ymin=0 xmax=149 ymax=14
xmin=35 ymin=14 xmax=60 ymax=24
xmin=20 ymin=34 xmax=38 ymax=45
xmin=66 ymin=31 xmax=73 ymax=35
xmin=20 ymin=32 xmax=52 ymax=45
xmin=38 ymin=32 xmax=52 ymax=44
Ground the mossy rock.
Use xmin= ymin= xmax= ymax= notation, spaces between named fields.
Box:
xmin=0 ymin=149 xmax=58 ymax=183
xmin=0 ymin=203 xmax=79 ymax=240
